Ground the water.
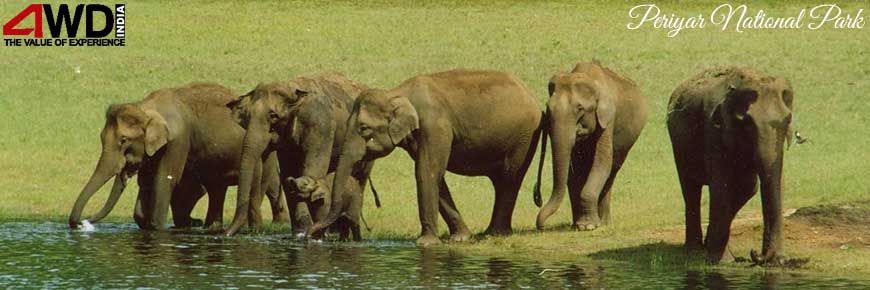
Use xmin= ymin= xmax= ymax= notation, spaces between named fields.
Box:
xmin=0 ymin=223 xmax=867 ymax=289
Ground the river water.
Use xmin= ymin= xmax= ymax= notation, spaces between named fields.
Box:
xmin=0 ymin=223 xmax=866 ymax=289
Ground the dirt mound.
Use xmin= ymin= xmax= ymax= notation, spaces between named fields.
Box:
xmin=788 ymin=202 xmax=870 ymax=227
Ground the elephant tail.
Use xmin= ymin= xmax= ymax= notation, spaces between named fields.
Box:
xmin=533 ymin=111 xmax=548 ymax=208
xmin=369 ymin=176 xmax=381 ymax=208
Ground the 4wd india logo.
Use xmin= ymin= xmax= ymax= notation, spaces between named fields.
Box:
xmin=3 ymin=4 xmax=125 ymax=47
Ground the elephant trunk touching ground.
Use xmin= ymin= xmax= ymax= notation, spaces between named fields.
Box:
xmin=753 ymin=123 xmax=785 ymax=263
xmin=69 ymin=146 xmax=126 ymax=228
xmin=225 ymin=112 xmax=270 ymax=236
xmin=535 ymin=110 xmax=577 ymax=229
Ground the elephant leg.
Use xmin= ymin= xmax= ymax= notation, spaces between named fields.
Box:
xmin=437 ymin=178 xmax=471 ymax=242
xmin=413 ymin=137 xmax=452 ymax=246
xmin=706 ymin=163 xmax=758 ymax=263
xmin=679 ymin=179 xmax=704 ymax=252
xmin=351 ymin=223 xmax=362 ymax=242
xmin=705 ymin=187 xmax=734 ymax=263
xmin=597 ymin=187 xmax=613 ymax=226
xmin=149 ymin=140 xmax=190 ymax=229
xmin=670 ymin=136 xmax=706 ymax=251
xmin=574 ymin=137 xmax=614 ymax=230
xmin=248 ymin=176 xmax=266 ymax=230
xmin=484 ymin=175 xmax=521 ymax=236
xmin=485 ymin=133 xmax=538 ymax=236
xmin=267 ymin=186 xmax=290 ymax=224
xmin=170 ymin=176 xmax=205 ymax=228
xmin=135 ymin=171 xmax=156 ymax=229
xmin=335 ymin=219 xmax=350 ymax=241
xmin=567 ymin=149 xmax=593 ymax=227
xmin=596 ymin=152 xmax=627 ymax=226
xmin=134 ymin=193 xmax=147 ymax=229
xmin=203 ymin=182 xmax=228 ymax=232
xmin=263 ymin=152 xmax=290 ymax=224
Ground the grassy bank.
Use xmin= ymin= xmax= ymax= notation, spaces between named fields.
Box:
xmin=1 ymin=0 xmax=867 ymax=276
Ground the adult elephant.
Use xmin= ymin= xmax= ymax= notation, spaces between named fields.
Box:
xmin=224 ymin=72 xmax=373 ymax=239
xmin=307 ymin=69 xmax=543 ymax=246
xmin=534 ymin=61 xmax=648 ymax=231
xmin=68 ymin=82 xmax=289 ymax=230
xmin=667 ymin=66 xmax=794 ymax=264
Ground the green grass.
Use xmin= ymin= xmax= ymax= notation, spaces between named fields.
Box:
xmin=1 ymin=0 xmax=868 ymax=277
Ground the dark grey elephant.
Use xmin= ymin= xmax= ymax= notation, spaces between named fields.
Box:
xmin=224 ymin=72 xmax=373 ymax=240
xmin=667 ymin=65 xmax=794 ymax=264
xmin=307 ymin=69 xmax=543 ymax=246
xmin=534 ymin=61 xmax=648 ymax=231
xmin=68 ymin=82 xmax=289 ymax=230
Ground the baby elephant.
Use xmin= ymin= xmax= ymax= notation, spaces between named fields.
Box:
xmin=667 ymin=66 xmax=793 ymax=265
xmin=534 ymin=61 xmax=648 ymax=231
xmin=287 ymin=171 xmax=368 ymax=241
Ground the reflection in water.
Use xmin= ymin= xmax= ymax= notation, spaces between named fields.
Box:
xmin=0 ymin=223 xmax=867 ymax=289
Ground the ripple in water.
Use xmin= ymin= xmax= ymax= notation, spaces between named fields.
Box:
xmin=0 ymin=223 xmax=867 ymax=289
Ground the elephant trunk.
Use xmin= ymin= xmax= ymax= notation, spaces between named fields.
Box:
xmin=536 ymin=116 xmax=576 ymax=230
xmin=754 ymin=125 xmax=786 ymax=262
xmin=308 ymin=134 xmax=365 ymax=237
xmin=69 ymin=150 xmax=123 ymax=228
xmin=87 ymin=174 xmax=129 ymax=223
xmin=225 ymin=123 xmax=270 ymax=236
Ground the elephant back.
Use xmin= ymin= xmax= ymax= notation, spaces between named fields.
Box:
xmin=292 ymin=72 xmax=367 ymax=115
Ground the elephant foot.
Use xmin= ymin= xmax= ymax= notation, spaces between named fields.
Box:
xmin=448 ymin=230 xmax=473 ymax=243
xmin=191 ymin=218 xmax=204 ymax=228
xmin=416 ymin=235 xmax=442 ymax=247
xmin=684 ymin=242 xmax=705 ymax=255
xmin=204 ymin=223 xmax=224 ymax=234
xmin=483 ymin=226 xmax=513 ymax=236
xmin=572 ymin=221 xmax=600 ymax=231
xmin=750 ymin=249 xmax=789 ymax=266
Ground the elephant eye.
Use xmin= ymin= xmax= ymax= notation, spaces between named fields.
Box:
xmin=358 ymin=124 xmax=372 ymax=136
xmin=119 ymin=136 xmax=128 ymax=145
xmin=268 ymin=111 xmax=280 ymax=123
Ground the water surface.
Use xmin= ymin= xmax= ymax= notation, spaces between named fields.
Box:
xmin=0 ymin=223 xmax=866 ymax=289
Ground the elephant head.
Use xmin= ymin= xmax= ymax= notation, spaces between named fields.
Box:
xmin=308 ymin=89 xmax=418 ymax=235
xmin=711 ymin=71 xmax=793 ymax=262
xmin=69 ymin=104 xmax=170 ymax=229
xmin=535 ymin=73 xmax=615 ymax=229
xmin=224 ymin=81 xmax=309 ymax=235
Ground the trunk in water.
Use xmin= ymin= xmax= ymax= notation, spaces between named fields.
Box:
xmin=754 ymin=125 xmax=785 ymax=262
xmin=225 ymin=123 xmax=270 ymax=236
xmin=308 ymin=135 xmax=365 ymax=236
xmin=536 ymin=119 xmax=576 ymax=230
xmin=87 ymin=174 xmax=128 ymax=223
xmin=69 ymin=150 xmax=123 ymax=228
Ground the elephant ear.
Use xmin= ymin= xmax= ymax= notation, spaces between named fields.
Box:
xmin=226 ymin=93 xmax=251 ymax=126
xmin=723 ymin=83 xmax=758 ymax=122
xmin=144 ymin=110 xmax=169 ymax=156
xmin=594 ymin=80 xmax=616 ymax=129
xmin=280 ymin=82 xmax=309 ymax=108
xmin=388 ymin=96 xmax=419 ymax=145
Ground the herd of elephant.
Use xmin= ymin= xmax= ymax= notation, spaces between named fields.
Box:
xmin=67 ymin=61 xmax=794 ymax=265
